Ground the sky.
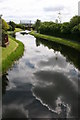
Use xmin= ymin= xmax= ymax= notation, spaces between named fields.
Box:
xmin=0 ymin=0 xmax=79 ymax=23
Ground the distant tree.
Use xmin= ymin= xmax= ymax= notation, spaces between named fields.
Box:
xmin=16 ymin=24 xmax=25 ymax=30
xmin=35 ymin=19 xmax=41 ymax=32
xmin=9 ymin=21 xmax=16 ymax=31
xmin=70 ymin=16 xmax=80 ymax=28
xmin=71 ymin=24 xmax=80 ymax=34
xmin=60 ymin=22 xmax=71 ymax=34
xmin=2 ymin=19 xmax=9 ymax=31
xmin=8 ymin=25 xmax=13 ymax=31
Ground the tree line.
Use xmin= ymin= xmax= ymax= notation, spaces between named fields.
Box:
xmin=34 ymin=16 xmax=80 ymax=42
xmin=2 ymin=19 xmax=25 ymax=32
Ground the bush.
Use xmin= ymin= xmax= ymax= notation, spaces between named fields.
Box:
xmin=2 ymin=19 xmax=9 ymax=31
xmin=60 ymin=22 xmax=71 ymax=34
xmin=34 ymin=15 xmax=80 ymax=42
xmin=9 ymin=21 xmax=16 ymax=31
xmin=16 ymin=24 xmax=25 ymax=30
xmin=70 ymin=16 xmax=80 ymax=28
xmin=8 ymin=25 xmax=13 ymax=31
xmin=71 ymin=24 xmax=80 ymax=35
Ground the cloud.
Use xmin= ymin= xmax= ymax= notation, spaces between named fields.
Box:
xmin=0 ymin=0 xmax=9 ymax=3
xmin=0 ymin=0 xmax=79 ymax=23
xmin=44 ymin=5 xmax=64 ymax=12
xmin=3 ymin=104 xmax=28 ymax=118
xmin=0 ymin=0 xmax=5 ymax=2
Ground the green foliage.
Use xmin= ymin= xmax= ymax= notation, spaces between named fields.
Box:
xmin=2 ymin=19 xmax=9 ymax=31
xmin=2 ymin=29 xmax=8 ymax=47
xmin=60 ymin=22 xmax=71 ymax=34
xmin=35 ymin=15 xmax=80 ymax=42
xmin=16 ymin=24 xmax=25 ymax=30
xmin=34 ymin=19 xmax=41 ymax=32
xmin=39 ymin=22 xmax=61 ymax=36
xmin=8 ymin=25 xmax=13 ymax=31
xmin=71 ymin=24 xmax=80 ymax=34
xmin=70 ymin=16 xmax=80 ymax=28
xmin=9 ymin=21 xmax=16 ymax=31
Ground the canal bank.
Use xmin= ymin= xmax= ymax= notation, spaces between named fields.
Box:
xmin=30 ymin=31 xmax=80 ymax=52
xmin=2 ymin=35 xmax=24 ymax=74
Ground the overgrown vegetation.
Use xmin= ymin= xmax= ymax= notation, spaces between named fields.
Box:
xmin=2 ymin=19 xmax=9 ymax=47
xmin=33 ymin=16 xmax=80 ymax=42
xmin=2 ymin=36 xmax=24 ymax=74
xmin=2 ymin=19 xmax=9 ymax=31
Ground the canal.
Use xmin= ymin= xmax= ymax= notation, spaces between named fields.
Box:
xmin=2 ymin=31 xmax=80 ymax=119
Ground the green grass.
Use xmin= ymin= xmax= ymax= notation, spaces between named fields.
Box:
xmin=2 ymin=37 xmax=18 ymax=60
xmin=14 ymin=28 xmax=23 ymax=32
xmin=1 ymin=35 xmax=24 ymax=74
xmin=30 ymin=31 xmax=80 ymax=52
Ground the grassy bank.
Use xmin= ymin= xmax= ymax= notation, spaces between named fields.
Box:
xmin=30 ymin=31 xmax=80 ymax=52
xmin=2 ymin=35 xmax=24 ymax=74
xmin=14 ymin=28 xmax=23 ymax=32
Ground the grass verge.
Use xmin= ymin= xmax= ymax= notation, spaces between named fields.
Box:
xmin=2 ymin=37 xmax=18 ymax=60
xmin=14 ymin=28 xmax=23 ymax=32
xmin=30 ymin=31 xmax=80 ymax=52
xmin=2 ymin=35 xmax=24 ymax=74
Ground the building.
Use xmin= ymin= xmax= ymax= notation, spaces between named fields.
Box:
xmin=78 ymin=1 xmax=80 ymax=16
xmin=20 ymin=20 xmax=33 ymax=30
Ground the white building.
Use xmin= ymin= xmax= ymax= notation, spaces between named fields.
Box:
xmin=78 ymin=1 xmax=80 ymax=16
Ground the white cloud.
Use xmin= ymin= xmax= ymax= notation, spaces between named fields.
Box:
xmin=0 ymin=0 xmax=79 ymax=23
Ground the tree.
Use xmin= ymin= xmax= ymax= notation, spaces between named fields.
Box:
xmin=2 ymin=19 xmax=9 ymax=31
xmin=70 ymin=16 xmax=80 ymax=28
xmin=71 ymin=24 xmax=80 ymax=34
xmin=35 ymin=19 xmax=41 ymax=32
xmin=9 ymin=21 xmax=16 ymax=31
xmin=8 ymin=25 xmax=13 ymax=31
xmin=60 ymin=22 xmax=71 ymax=34
xmin=16 ymin=24 xmax=25 ymax=30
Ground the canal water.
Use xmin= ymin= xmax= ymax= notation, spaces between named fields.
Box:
xmin=2 ymin=31 xmax=80 ymax=119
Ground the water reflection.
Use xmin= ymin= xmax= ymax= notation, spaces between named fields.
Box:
xmin=2 ymin=73 xmax=9 ymax=95
xmin=2 ymin=32 xmax=80 ymax=119
xmin=36 ymin=38 xmax=80 ymax=70
xmin=33 ymin=70 xmax=78 ymax=117
xmin=2 ymin=83 xmax=58 ymax=118
xmin=3 ymin=104 xmax=28 ymax=118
